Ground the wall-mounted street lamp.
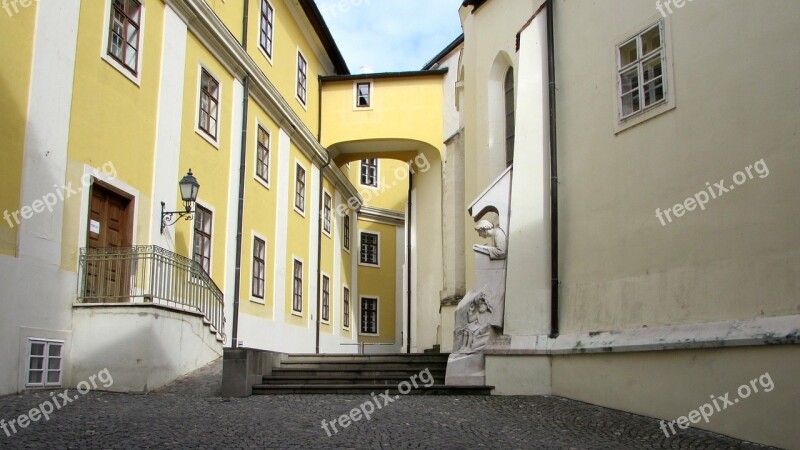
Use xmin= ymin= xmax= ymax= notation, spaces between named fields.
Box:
xmin=161 ymin=169 xmax=200 ymax=234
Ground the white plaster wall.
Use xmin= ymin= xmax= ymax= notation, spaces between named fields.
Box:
xmin=71 ymin=306 xmax=222 ymax=393
xmin=222 ymin=79 xmax=244 ymax=342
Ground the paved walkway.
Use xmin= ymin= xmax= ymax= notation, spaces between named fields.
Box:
xmin=0 ymin=359 xmax=773 ymax=449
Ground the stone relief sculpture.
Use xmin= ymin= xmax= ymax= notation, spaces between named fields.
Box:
xmin=446 ymin=167 xmax=513 ymax=386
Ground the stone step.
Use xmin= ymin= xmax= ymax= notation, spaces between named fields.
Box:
xmin=278 ymin=361 xmax=447 ymax=370
xmin=271 ymin=368 xmax=446 ymax=378
xmin=283 ymin=353 xmax=449 ymax=363
xmin=260 ymin=375 xmax=446 ymax=385
xmin=252 ymin=384 xmax=493 ymax=395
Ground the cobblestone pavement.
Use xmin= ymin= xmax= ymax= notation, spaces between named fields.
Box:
xmin=0 ymin=359 xmax=775 ymax=449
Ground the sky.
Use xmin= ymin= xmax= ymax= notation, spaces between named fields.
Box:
xmin=315 ymin=0 xmax=464 ymax=73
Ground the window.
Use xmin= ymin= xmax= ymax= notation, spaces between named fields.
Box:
xmin=617 ymin=21 xmax=665 ymax=120
xmin=198 ymin=69 xmax=220 ymax=140
xmin=107 ymin=0 xmax=141 ymax=74
xmin=256 ymin=126 xmax=270 ymax=185
xmin=252 ymin=237 xmax=266 ymax=299
xmin=321 ymin=275 xmax=330 ymax=322
xmin=360 ymin=297 xmax=378 ymax=334
xmin=343 ymin=213 xmax=351 ymax=251
xmin=323 ymin=192 xmax=332 ymax=235
xmin=504 ymin=68 xmax=515 ymax=167
xmin=292 ymin=259 xmax=303 ymax=313
xmin=26 ymin=339 xmax=63 ymax=388
xmin=294 ymin=164 xmax=306 ymax=214
xmin=360 ymin=231 xmax=379 ymax=266
xmin=343 ymin=287 xmax=350 ymax=328
xmin=193 ymin=205 xmax=212 ymax=275
xmin=296 ymin=51 xmax=308 ymax=105
xmin=259 ymin=0 xmax=274 ymax=59
xmin=360 ymin=159 xmax=378 ymax=188
xmin=356 ymin=82 xmax=371 ymax=108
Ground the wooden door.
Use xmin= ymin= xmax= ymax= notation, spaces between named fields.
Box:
xmin=84 ymin=184 xmax=133 ymax=302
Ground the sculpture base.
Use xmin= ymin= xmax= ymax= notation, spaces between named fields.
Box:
xmin=445 ymin=353 xmax=485 ymax=386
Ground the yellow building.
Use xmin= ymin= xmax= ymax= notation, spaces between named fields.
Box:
xmin=0 ymin=0 xmax=446 ymax=394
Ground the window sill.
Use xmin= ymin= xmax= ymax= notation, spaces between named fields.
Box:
xmin=359 ymin=262 xmax=380 ymax=268
xmin=254 ymin=175 xmax=270 ymax=191
xmin=250 ymin=296 xmax=266 ymax=305
xmin=101 ymin=54 xmax=142 ymax=87
xmin=293 ymin=206 xmax=306 ymax=218
xmin=195 ymin=128 xmax=221 ymax=149
xmin=291 ymin=310 xmax=303 ymax=317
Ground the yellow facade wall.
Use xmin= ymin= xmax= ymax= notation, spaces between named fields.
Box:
xmin=284 ymin=147 xmax=312 ymax=328
xmin=0 ymin=4 xmax=37 ymax=256
xmin=239 ymin=100 xmax=281 ymax=320
xmin=339 ymin=203 xmax=354 ymax=338
xmin=175 ymin=34 xmax=235 ymax=289
xmin=344 ymin=159 xmax=410 ymax=213
xmin=357 ymin=221 xmax=397 ymax=344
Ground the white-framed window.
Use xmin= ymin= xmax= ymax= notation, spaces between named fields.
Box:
xmin=342 ymin=286 xmax=351 ymax=329
xmin=25 ymin=339 xmax=64 ymax=388
xmin=360 ymin=296 xmax=378 ymax=335
xmin=296 ymin=50 xmax=308 ymax=106
xmin=360 ymin=159 xmax=378 ymax=188
xmin=259 ymin=0 xmax=275 ymax=62
xmin=321 ymin=274 xmax=330 ymax=323
xmin=255 ymin=124 xmax=271 ymax=188
xmin=323 ymin=191 xmax=332 ymax=236
xmin=251 ymin=235 xmax=266 ymax=300
xmin=192 ymin=203 xmax=213 ymax=275
xmin=195 ymin=66 xmax=222 ymax=147
xmin=292 ymin=258 xmax=303 ymax=314
xmin=294 ymin=162 xmax=306 ymax=216
xmin=359 ymin=230 xmax=379 ymax=267
xmin=343 ymin=213 xmax=351 ymax=252
xmin=101 ymin=0 xmax=146 ymax=85
xmin=355 ymin=81 xmax=372 ymax=108
xmin=617 ymin=20 xmax=666 ymax=120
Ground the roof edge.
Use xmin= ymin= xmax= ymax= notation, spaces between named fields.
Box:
xmin=297 ymin=0 xmax=350 ymax=75
xmin=422 ymin=34 xmax=464 ymax=70
xmin=320 ymin=68 xmax=448 ymax=82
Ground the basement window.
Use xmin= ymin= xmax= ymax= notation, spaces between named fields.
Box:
xmin=25 ymin=339 xmax=64 ymax=388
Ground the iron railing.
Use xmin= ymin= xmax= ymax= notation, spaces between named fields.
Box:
xmin=77 ymin=245 xmax=226 ymax=343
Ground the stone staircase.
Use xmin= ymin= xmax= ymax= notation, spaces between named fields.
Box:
xmin=252 ymin=353 xmax=493 ymax=395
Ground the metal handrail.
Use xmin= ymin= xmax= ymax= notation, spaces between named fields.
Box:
xmin=77 ymin=245 xmax=226 ymax=343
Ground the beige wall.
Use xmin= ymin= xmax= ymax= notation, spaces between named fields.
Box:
xmin=554 ymin=0 xmax=800 ymax=332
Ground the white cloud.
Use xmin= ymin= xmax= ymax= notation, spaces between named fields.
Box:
xmin=316 ymin=0 xmax=463 ymax=73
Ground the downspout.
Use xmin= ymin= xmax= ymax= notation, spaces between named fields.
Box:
xmin=406 ymin=171 xmax=412 ymax=353
xmin=546 ymin=0 xmax=559 ymax=338
xmin=315 ymin=77 xmax=330 ymax=354
xmin=231 ymin=0 xmax=250 ymax=348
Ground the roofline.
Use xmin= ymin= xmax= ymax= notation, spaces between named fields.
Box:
xmin=320 ymin=68 xmax=448 ymax=82
xmin=421 ymin=34 xmax=464 ymax=70
xmin=297 ymin=0 xmax=350 ymax=75
xmin=462 ymin=0 xmax=488 ymax=13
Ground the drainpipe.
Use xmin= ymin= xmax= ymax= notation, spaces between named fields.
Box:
xmin=231 ymin=1 xmax=250 ymax=348
xmin=546 ymin=0 xmax=559 ymax=338
xmin=406 ymin=171 xmax=412 ymax=353
xmin=315 ymin=77 xmax=330 ymax=354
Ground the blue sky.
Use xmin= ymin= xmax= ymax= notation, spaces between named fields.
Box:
xmin=315 ymin=0 xmax=464 ymax=73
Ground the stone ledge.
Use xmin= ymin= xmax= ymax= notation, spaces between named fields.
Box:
xmin=484 ymin=315 xmax=800 ymax=355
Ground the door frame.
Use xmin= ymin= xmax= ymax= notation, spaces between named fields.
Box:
xmin=77 ymin=165 xmax=140 ymax=257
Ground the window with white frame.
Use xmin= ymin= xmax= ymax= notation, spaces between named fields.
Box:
xmin=504 ymin=68 xmax=515 ymax=167
xmin=252 ymin=237 xmax=266 ymax=299
xmin=26 ymin=339 xmax=64 ymax=388
xmin=343 ymin=287 xmax=350 ymax=328
xmin=259 ymin=0 xmax=274 ymax=59
xmin=617 ymin=21 xmax=666 ymax=120
xmin=256 ymin=126 xmax=270 ymax=185
xmin=296 ymin=51 xmax=308 ymax=105
xmin=360 ymin=297 xmax=378 ymax=334
xmin=292 ymin=259 xmax=303 ymax=313
xmin=295 ymin=164 xmax=306 ymax=214
xmin=343 ymin=213 xmax=351 ymax=251
xmin=107 ymin=0 xmax=142 ymax=75
xmin=356 ymin=82 xmax=371 ymax=108
xmin=323 ymin=192 xmax=332 ymax=235
xmin=360 ymin=159 xmax=378 ymax=188
xmin=321 ymin=275 xmax=330 ymax=322
xmin=193 ymin=205 xmax=213 ymax=275
xmin=360 ymin=231 xmax=379 ymax=266
xmin=198 ymin=69 xmax=220 ymax=140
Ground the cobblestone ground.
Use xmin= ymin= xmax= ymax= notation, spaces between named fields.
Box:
xmin=0 ymin=359 xmax=775 ymax=449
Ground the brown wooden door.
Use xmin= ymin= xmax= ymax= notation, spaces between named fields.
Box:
xmin=85 ymin=184 xmax=133 ymax=303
